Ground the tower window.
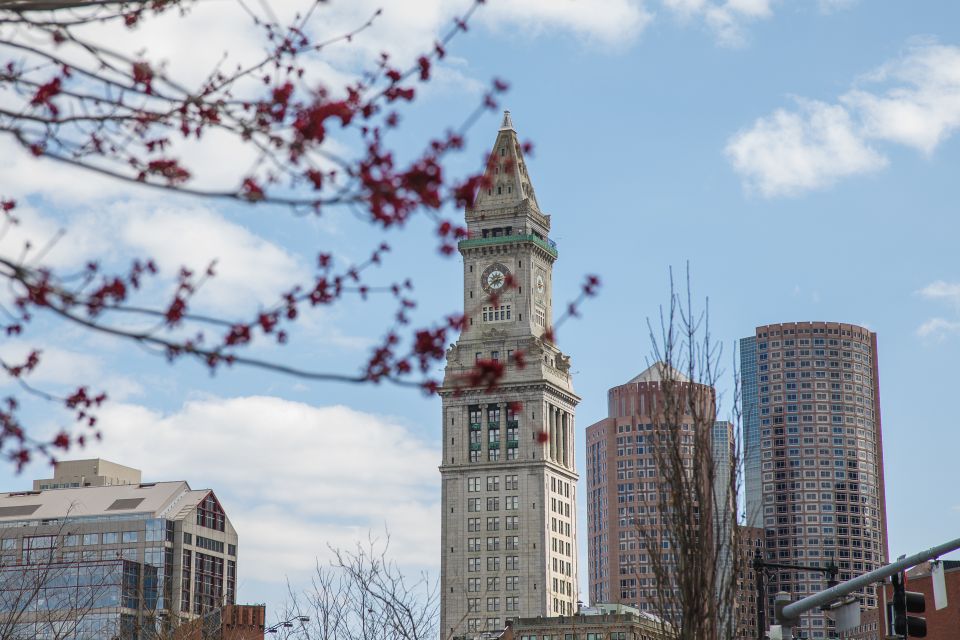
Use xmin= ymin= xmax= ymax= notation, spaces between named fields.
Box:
xmin=535 ymin=307 xmax=546 ymax=327
xmin=482 ymin=305 xmax=511 ymax=322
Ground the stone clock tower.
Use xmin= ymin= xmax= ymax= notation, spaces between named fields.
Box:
xmin=439 ymin=112 xmax=579 ymax=639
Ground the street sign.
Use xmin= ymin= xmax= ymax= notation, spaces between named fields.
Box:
xmin=931 ymin=560 xmax=948 ymax=611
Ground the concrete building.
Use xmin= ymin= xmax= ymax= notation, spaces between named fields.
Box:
xmin=499 ymin=603 xmax=671 ymax=640
xmin=584 ymin=363 xmax=718 ymax=622
xmin=439 ymin=111 xmax=580 ymax=639
xmin=740 ymin=322 xmax=888 ymax=639
xmin=33 ymin=458 xmax=142 ymax=490
xmin=0 ymin=459 xmax=238 ymax=638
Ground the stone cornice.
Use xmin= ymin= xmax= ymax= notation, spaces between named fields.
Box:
xmin=438 ymin=381 xmax=580 ymax=406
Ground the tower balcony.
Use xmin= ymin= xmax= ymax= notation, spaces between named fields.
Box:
xmin=458 ymin=233 xmax=558 ymax=258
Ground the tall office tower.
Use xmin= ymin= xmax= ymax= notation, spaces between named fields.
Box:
xmin=439 ymin=112 xmax=579 ymax=639
xmin=740 ymin=322 xmax=889 ymax=639
xmin=0 ymin=458 xmax=238 ymax=638
xmin=585 ymin=363 xmax=719 ymax=620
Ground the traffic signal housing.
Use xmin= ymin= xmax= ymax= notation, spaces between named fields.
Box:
xmin=891 ymin=571 xmax=927 ymax=638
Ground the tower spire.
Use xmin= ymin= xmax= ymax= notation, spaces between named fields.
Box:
xmin=470 ymin=110 xmax=539 ymax=213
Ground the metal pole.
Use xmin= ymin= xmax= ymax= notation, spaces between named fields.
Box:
xmin=754 ymin=550 xmax=766 ymax=640
xmin=774 ymin=592 xmax=793 ymax=640
xmin=778 ymin=535 xmax=960 ymax=625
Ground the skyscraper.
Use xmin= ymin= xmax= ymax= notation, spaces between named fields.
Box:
xmin=740 ymin=322 xmax=889 ymax=639
xmin=439 ymin=112 xmax=579 ymax=639
xmin=585 ymin=363 xmax=721 ymax=620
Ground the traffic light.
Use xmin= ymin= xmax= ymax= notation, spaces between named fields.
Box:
xmin=891 ymin=570 xmax=927 ymax=638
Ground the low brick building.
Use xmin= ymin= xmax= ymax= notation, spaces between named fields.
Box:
xmin=175 ymin=604 xmax=266 ymax=640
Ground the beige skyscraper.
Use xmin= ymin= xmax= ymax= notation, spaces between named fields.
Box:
xmin=439 ymin=112 xmax=579 ymax=639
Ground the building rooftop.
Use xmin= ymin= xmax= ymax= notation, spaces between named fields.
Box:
xmin=0 ymin=480 xmax=212 ymax=523
xmin=627 ymin=361 xmax=690 ymax=384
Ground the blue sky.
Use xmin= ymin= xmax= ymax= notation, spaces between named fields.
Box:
xmin=2 ymin=0 xmax=960 ymax=620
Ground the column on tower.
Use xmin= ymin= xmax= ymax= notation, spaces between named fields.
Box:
xmin=547 ymin=403 xmax=557 ymax=460
xmin=560 ymin=412 xmax=568 ymax=468
xmin=553 ymin=407 xmax=563 ymax=462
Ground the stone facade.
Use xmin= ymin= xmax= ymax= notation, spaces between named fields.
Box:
xmin=439 ymin=112 xmax=579 ymax=639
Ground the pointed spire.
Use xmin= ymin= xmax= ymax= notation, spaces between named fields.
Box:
xmin=470 ymin=111 xmax=539 ymax=213
xmin=628 ymin=362 xmax=690 ymax=384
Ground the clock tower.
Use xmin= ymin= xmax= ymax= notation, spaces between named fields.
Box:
xmin=439 ymin=112 xmax=579 ymax=639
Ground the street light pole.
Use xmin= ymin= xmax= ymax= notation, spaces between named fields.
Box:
xmin=265 ymin=615 xmax=311 ymax=635
xmin=774 ymin=535 xmax=960 ymax=638
xmin=753 ymin=548 xmax=839 ymax=639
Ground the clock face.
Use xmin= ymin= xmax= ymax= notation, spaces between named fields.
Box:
xmin=481 ymin=263 xmax=510 ymax=293
xmin=536 ymin=274 xmax=545 ymax=295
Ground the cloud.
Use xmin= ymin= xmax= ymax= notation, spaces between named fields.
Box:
xmin=0 ymin=341 xmax=100 ymax=386
xmin=480 ymin=0 xmax=653 ymax=48
xmin=83 ymin=396 xmax=442 ymax=584
xmin=917 ymin=318 xmax=960 ymax=339
xmin=916 ymin=280 xmax=960 ymax=340
xmin=726 ymin=100 xmax=886 ymax=196
xmin=660 ymin=0 xmax=847 ymax=48
xmin=818 ymin=0 xmax=858 ymax=13
xmin=918 ymin=280 xmax=960 ymax=304
xmin=0 ymin=339 xmax=144 ymax=401
xmin=843 ymin=43 xmax=960 ymax=154
xmin=3 ymin=201 xmax=305 ymax=315
xmin=727 ymin=42 xmax=960 ymax=196
xmin=115 ymin=204 xmax=305 ymax=313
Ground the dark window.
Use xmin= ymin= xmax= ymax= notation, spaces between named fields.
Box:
xmin=196 ymin=494 xmax=226 ymax=532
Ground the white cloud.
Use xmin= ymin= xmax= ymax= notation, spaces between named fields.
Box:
xmin=115 ymin=204 xmax=304 ymax=312
xmin=0 ymin=339 xmax=144 ymax=400
xmin=727 ymin=42 xmax=960 ymax=196
xmin=818 ymin=0 xmax=858 ymax=13
xmin=0 ymin=341 xmax=100 ymax=386
xmin=843 ymin=44 xmax=960 ymax=154
xmin=2 ymin=201 xmax=305 ymax=315
xmin=83 ymin=396 xmax=441 ymax=583
xmin=480 ymin=0 xmax=653 ymax=48
xmin=917 ymin=318 xmax=960 ymax=339
xmin=660 ymin=0 xmax=848 ymax=47
xmin=916 ymin=280 xmax=960 ymax=340
xmin=918 ymin=280 xmax=960 ymax=303
xmin=725 ymin=100 xmax=886 ymax=196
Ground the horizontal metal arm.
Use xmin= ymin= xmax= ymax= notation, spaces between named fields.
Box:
xmin=779 ymin=536 xmax=960 ymax=623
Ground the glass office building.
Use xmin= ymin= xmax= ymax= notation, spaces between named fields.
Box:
xmin=0 ymin=459 xmax=238 ymax=639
